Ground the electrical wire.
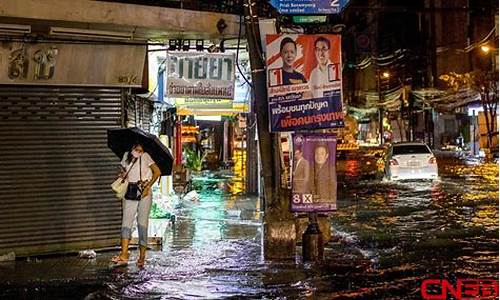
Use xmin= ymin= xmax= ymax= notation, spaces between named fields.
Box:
xmin=236 ymin=13 xmax=254 ymax=88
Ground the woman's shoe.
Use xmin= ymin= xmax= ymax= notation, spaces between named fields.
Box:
xmin=136 ymin=256 xmax=146 ymax=268
xmin=111 ymin=255 xmax=129 ymax=267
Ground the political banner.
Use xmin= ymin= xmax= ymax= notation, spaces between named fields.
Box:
xmin=291 ymin=133 xmax=337 ymax=212
xmin=266 ymin=34 xmax=343 ymax=132
xmin=166 ymin=52 xmax=235 ymax=99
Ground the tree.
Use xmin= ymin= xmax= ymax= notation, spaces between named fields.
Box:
xmin=439 ymin=71 xmax=499 ymax=156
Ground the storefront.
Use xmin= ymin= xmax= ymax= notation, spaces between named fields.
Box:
xmin=0 ymin=41 xmax=147 ymax=256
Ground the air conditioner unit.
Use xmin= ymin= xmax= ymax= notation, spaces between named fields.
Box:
xmin=0 ymin=23 xmax=31 ymax=35
xmin=49 ymin=27 xmax=133 ymax=40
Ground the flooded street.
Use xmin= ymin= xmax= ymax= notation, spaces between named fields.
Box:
xmin=1 ymin=160 xmax=498 ymax=299
xmin=86 ymin=160 xmax=498 ymax=299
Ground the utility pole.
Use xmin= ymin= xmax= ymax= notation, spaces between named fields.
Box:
xmin=243 ymin=0 xmax=296 ymax=259
xmin=377 ymin=69 xmax=384 ymax=146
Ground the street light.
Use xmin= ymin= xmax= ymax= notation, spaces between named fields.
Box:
xmin=480 ymin=45 xmax=491 ymax=53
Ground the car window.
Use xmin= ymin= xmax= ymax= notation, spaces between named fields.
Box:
xmin=392 ymin=145 xmax=431 ymax=155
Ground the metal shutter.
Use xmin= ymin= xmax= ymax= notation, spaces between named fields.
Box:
xmin=0 ymin=86 xmax=123 ymax=256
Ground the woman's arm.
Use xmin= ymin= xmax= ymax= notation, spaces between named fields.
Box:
xmin=141 ymin=163 xmax=161 ymax=198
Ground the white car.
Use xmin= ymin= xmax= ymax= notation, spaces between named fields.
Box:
xmin=385 ymin=142 xmax=438 ymax=181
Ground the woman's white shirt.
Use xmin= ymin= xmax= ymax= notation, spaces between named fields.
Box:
xmin=121 ymin=152 xmax=154 ymax=182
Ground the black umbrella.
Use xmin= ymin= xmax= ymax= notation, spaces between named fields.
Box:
xmin=107 ymin=127 xmax=173 ymax=176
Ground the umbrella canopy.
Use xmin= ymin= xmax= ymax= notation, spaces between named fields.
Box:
xmin=107 ymin=127 xmax=173 ymax=175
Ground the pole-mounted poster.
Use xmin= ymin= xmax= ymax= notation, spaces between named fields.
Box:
xmin=291 ymin=133 xmax=337 ymax=212
xmin=265 ymin=34 xmax=344 ymax=132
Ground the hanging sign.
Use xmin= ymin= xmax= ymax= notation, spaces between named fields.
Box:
xmin=270 ymin=0 xmax=350 ymax=14
xmin=291 ymin=133 xmax=337 ymax=212
xmin=265 ymin=34 xmax=344 ymax=131
xmin=0 ymin=42 xmax=146 ymax=86
xmin=166 ymin=52 xmax=235 ymax=99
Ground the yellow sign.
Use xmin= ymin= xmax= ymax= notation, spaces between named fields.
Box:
xmin=337 ymin=143 xmax=359 ymax=150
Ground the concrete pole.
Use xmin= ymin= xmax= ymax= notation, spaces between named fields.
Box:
xmin=243 ymin=0 xmax=296 ymax=259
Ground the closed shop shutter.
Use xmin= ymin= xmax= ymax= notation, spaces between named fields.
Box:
xmin=0 ymin=86 xmax=123 ymax=256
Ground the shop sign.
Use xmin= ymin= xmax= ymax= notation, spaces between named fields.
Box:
xmin=175 ymin=98 xmax=233 ymax=109
xmin=265 ymin=34 xmax=344 ymax=132
xmin=336 ymin=142 xmax=359 ymax=150
xmin=167 ymin=52 xmax=235 ymax=99
xmin=270 ymin=0 xmax=350 ymax=15
xmin=291 ymin=133 xmax=337 ymax=212
xmin=0 ymin=42 xmax=146 ymax=86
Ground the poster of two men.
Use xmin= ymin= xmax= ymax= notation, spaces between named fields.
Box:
xmin=291 ymin=133 xmax=337 ymax=212
xmin=265 ymin=34 xmax=342 ymax=212
xmin=265 ymin=34 xmax=343 ymax=132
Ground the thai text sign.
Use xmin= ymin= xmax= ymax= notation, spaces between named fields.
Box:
xmin=167 ymin=52 xmax=235 ymax=99
xmin=0 ymin=42 xmax=146 ymax=86
xmin=266 ymin=34 xmax=344 ymax=131
xmin=291 ymin=133 xmax=337 ymax=212
xmin=270 ymin=0 xmax=350 ymax=14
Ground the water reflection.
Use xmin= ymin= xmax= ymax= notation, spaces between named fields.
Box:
xmin=84 ymin=159 xmax=498 ymax=299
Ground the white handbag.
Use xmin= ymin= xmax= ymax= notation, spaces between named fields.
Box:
xmin=111 ymin=158 xmax=137 ymax=199
xmin=111 ymin=178 xmax=128 ymax=199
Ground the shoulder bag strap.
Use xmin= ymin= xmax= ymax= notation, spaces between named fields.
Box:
xmin=122 ymin=158 xmax=137 ymax=182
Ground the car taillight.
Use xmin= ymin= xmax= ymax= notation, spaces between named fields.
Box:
xmin=389 ymin=159 xmax=399 ymax=166
xmin=428 ymin=156 xmax=437 ymax=164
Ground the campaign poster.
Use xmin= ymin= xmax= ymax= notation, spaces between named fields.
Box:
xmin=166 ymin=52 xmax=235 ymax=99
xmin=291 ymin=133 xmax=337 ymax=212
xmin=265 ymin=34 xmax=344 ymax=132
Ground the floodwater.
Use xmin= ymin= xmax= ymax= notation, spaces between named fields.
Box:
xmin=82 ymin=159 xmax=498 ymax=299
xmin=1 ymin=159 xmax=498 ymax=299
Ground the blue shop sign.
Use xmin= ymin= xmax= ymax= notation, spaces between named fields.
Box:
xmin=270 ymin=0 xmax=350 ymax=14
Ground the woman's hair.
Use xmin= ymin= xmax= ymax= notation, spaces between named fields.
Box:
xmin=126 ymin=143 xmax=142 ymax=164
xmin=280 ymin=37 xmax=296 ymax=52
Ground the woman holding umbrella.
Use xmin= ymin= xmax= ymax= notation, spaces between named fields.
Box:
xmin=112 ymin=143 xmax=161 ymax=267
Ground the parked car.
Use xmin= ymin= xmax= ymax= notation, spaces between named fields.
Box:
xmin=385 ymin=142 xmax=438 ymax=181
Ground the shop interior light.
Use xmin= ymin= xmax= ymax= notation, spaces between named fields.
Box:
xmin=194 ymin=115 xmax=222 ymax=121
xmin=196 ymin=39 xmax=204 ymax=51
xmin=182 ymin=39 xmax=191 ymax=51
xmin=49 ymin=27 xmax=132 ymax=40
xmin=0 ymin=23 xmax=31 ymax=35
xmin=168 ymin=40 xmax=178 ymax=51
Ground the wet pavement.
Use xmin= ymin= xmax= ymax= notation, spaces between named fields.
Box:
xmin=0 ymin=158 xmax=498 ymax=299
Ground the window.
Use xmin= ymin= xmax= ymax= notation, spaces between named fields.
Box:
xmin=392 ymin=145 xmax=431 ymax=155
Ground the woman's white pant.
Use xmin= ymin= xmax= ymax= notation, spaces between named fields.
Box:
xmin=121 ymin=194 xmax=152 ymax=246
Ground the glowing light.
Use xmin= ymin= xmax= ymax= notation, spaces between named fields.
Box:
xmin=480 ymin=45 xmax=491 ymax=53
xmin=381 ymin=71 xmax=390 ymax=79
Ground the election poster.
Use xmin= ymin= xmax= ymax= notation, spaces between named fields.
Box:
xmin=166 ymin=52 xmax=235 ymax=99
xmin=265 ymin=34 xmax=343 ymax=132
xmin=291 ymin=133 xmax=337 ymax=212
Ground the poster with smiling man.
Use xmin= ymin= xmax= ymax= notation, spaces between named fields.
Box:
xmin=266 ymin=34 xmax=344 ymax=132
